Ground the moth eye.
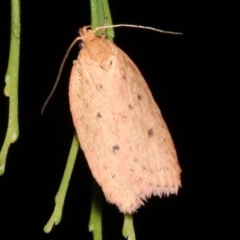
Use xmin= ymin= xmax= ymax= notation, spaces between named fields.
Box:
xmin=78 ymin=40 xmax=85 ymax=50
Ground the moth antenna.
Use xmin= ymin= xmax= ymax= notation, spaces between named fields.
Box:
xmin=41 ymin=37 xmax=81 ymax=115
xmin=94 ymin=24 xmax=183 ymax=35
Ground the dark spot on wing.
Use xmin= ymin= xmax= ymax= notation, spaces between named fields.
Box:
xmin=99 ymin=65 xmax=106 ymax=70
xmin=99 ymin=60 xmax=113 ymax=71
xmin=142 ymin=166 xmax=146 ymax=170
xmin=128 ymin=104 xmax=134 ymax=109
xmin=121 ymin=68 xmax=127 ymax=79
xmin=97 ymin=112 xmax=102 ymax=118
xmin=112 ymin=144 xmax=120 ymax=153
xmin=96 ymin=84 xmax=103 ymax=91
xmin=148 ymin=129 xmax=154 ymax=137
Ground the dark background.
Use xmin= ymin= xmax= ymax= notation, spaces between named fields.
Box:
xmin=0 ymin=1 xmax=239 ymax=239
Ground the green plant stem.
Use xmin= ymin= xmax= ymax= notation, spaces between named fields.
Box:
xmin=89 ymin=180 xmax=103 ymax=240
xmin=102 ymin=0 xmax=114 ymax=40
xmin=90 ymin=0 xmax=114 ymax=40
xmin=90 ymin=0 xmax=104 ymax=31
xmin=44 ymin=134 xmax=79 ymax=233
xmin=122 ymin=214 xmax=136 ymax=240
xmin=0 ymin=0 xmax=20 ymax=176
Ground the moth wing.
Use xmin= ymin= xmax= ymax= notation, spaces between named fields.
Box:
xmin=69 ymin=35 xmax=181 ymax=213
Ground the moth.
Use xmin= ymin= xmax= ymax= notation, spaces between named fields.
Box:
xmin=68 ymin=26 xmax=182 ymax=213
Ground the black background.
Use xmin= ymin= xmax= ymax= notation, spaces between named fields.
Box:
xmin=0 ymin=1 xmax=239 ymax=239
